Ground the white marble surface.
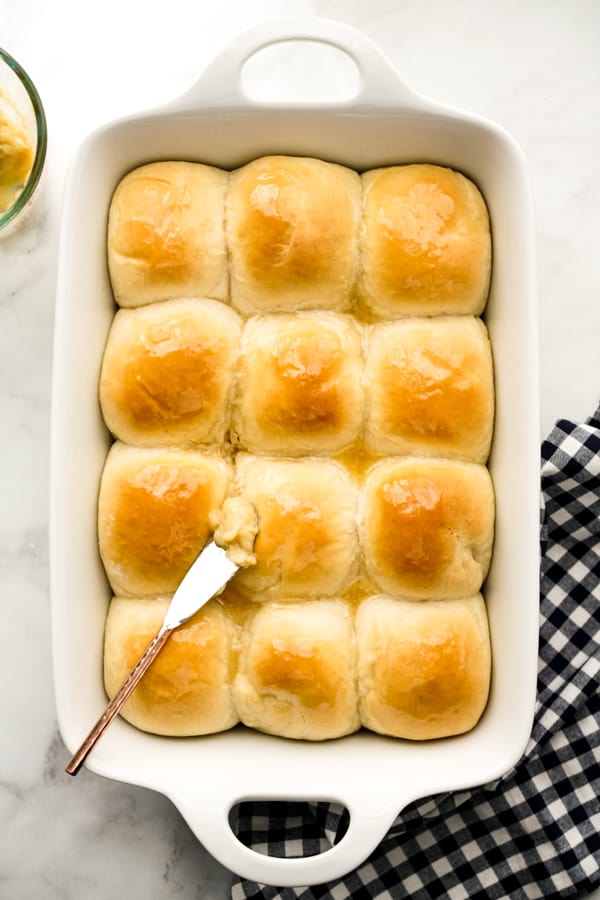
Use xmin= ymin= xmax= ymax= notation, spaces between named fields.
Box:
xmin=1 ymin=1 xmax=599 ymax=897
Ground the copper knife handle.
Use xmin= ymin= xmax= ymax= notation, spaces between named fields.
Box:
xmin=65 ymin=626 xmax=172 ymax=776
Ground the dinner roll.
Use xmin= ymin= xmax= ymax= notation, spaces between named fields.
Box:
xmin=231 ymin=455 xmax=359 ymax=599
xmin=226 ymin=155 xmax=361 ymax=313
xmin=98 ymin=443 xmax=230 ymax=597
xmin=362 ymin=458 xmax=494 ymax=599
xmin=107 ymin=161 xmax=228 ymax=307
xmin=233 ymin=600 xmax=359 ymax=740
xmin=99 ymin=298 xmax=242 ymax=447
xmin=104 ymin=597 xmax=237 ymax=736
xmin=233 ymin=312 xmax=364 ymax=455
xmin=360 ymin=164 xmax=491 ymax=318
xmin=356 ymin=594 xmax=491 ymax=740
xmin=365 ymin=316 xmax=494 ymax=462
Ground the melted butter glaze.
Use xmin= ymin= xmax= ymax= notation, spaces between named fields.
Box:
xmin=100 ymin=299 xmax=242 ymax=447
xmin=377 ymin=180 xmax=456 ymax=253
xmin=363 ymin=459 xmax=494 ymax=599
xmin=378 ymin=475 xmax=453 ymax=577
xmin=255 ymin=637 xmax=336 ymax=710
xmin=231 ymin=457 xmax=358 ymax=599
xmin=333 ymin=444 xmax=380 ymax=480
xmin=259 ymin=330 xmax=345 ymax=431
xmin=384 ymin=344 xmax=477 ymax=438
xmin=374 ymin=171 xmax=467 ymax=297
xmin=113 ymin=175 xmax=191 ymax=268
xmin=123 ymin=344 xmax=221 ymax=426
xmin=364 ymin=317 xmax=494 ymax=461
xmin=376 ymin=620 xmax=474 ymax=722
xmin=238 ymin=159 xmax=354 ymax=287
xmin=362 ymin=164 xmax=491 ymax=309
xmin=112 ymin=463 xmax=216 ymax=584
xmin=253 ymin=491 xmax=327 ymax=574
xmin=124 ymin=607 xmax=222 ymax=709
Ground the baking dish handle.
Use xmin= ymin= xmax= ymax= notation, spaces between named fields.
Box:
xmin=173 ymin=788 xmax=402 ymax=887
xmin=170 ymin=17 xmax=423 ymax=110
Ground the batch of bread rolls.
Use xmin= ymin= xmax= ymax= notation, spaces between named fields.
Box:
xmin=98 ymin=155 xmax=495 ymax=742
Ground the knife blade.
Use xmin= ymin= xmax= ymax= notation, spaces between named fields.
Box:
xmin=163 ymin=539 xmax=238 ymax=629
xmin=65 ymin=540 xmax=238 ymax=776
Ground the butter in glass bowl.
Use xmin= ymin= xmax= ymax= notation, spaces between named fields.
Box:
xmin=0 ymin=47 xmax=47 ymax=238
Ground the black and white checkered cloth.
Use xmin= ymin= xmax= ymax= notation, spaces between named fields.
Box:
xmin=231 ymin=406 xmax=600 ymax=900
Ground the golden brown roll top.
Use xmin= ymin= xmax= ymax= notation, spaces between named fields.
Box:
xmin=99 ymin=298 xmax=242 ymax=447
xmin=226 ymin=155 xmax=361 ymax=314
xmin=233 ymin=312 xmax=364 ymax=455
xmin=362 ymin=458 xmax=495 ymax=599
xmin=104 ymin=597 xmax=237 ymax=736
xmin=360 ymin=164 xmax=491 ymax=318
xmin=232 ymin=455 xmax=359 ymax=599
xmin=356 ymin=594 xmax=491 ymax=739
xmin=233 ymin=600 xmax=360 ymax=740
xmin=107 ymin=161 xmax=228 ymax=307
xmin=365 ymin=316 xmax=494 ymax=462
xmin=98 ymin=443 xmax=230 ymax=597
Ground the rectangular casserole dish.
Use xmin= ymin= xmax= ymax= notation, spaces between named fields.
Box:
xmin=50 ymin=18 xmax=539 ymax=887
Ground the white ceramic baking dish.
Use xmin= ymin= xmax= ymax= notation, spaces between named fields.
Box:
xmin=50 ymin=18 xmax=539 ymax=887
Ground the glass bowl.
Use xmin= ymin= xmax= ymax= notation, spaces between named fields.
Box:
xmin=0 ymin=47 xmax=47 ymax=238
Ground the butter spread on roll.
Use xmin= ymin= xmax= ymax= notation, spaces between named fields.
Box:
xmin=360 ymin=164 xmax=491 ymax=318
xmin=226 ymin=155 xmax=361 ymax=314
xmin=233 ymin=599 xmax=360 ymax=741
xmin=107 ymin=161 xmax=228 ymax=307
xmin=362 ymin=457 xmax=495 ymax=599
xmin=356 ymin=594 xmax=491 ymax=740
xmin=98 ymin=442 xmax=230 ymax=597
xmin=209 ymin=496 xmax=259 ymax=568
xmin=99 ymin=297 xmax=242 ymax=447
xmin=104 ymin=596 xmax=237 ymax=736
xmin=365 ymin=315 xmax=494 ymax=463
xmin=233 ymin=312 xmax=364 ymax=455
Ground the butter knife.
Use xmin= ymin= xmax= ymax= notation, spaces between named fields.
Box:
xmin=65 ymin=540 xmax=238 ymax=776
